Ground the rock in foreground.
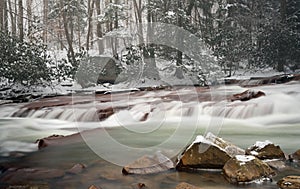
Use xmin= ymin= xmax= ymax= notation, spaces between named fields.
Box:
xmin=175 ymin=182 xmax=202 ymax=189
xmin=277 ymin=176 xmax=300 ymax=189
xmin=0 ymin=167 xmax=65 ymax=184
xmin=122 ymin=152 xmax=174 ymax=175
xmin=176 ymin=133 xmax=244 ymax=170
xmin=245 ymin=140 xmax=286 ymax=160
xmin=223 ymin=155 xmax=275 ymax=184
xmin=289 ymin=149 xmax=300 ymax=162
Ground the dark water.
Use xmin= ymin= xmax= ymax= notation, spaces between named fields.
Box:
xmin=0 ymin=118 xmax=300 ymax=189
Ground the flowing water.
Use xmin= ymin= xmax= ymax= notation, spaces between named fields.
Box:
xmin=1 ymin=82 xmax=300 ymax=188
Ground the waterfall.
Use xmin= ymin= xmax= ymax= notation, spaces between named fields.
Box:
xmin=6 ymin=84 xmax=300 ymax=124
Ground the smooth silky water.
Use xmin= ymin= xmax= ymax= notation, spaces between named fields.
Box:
xmin=0 ymin=116 xmax=300 ymax=189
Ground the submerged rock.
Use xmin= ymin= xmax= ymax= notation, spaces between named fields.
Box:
xmin=289 ymin=149 xmax=300 ymax=162
xmin=88 ymin=185 xmax=102 ymax=189
xmin=0 ymin=167 xmax=65 ymax=184
xmin=176 ymin=133 xmax=244 ymax=170
xmin=131 ymin=183 xmax=148 ymax=189
xmin=231 ymin=90 xmax=265 ymax=102
xmin=265 ymin=159 xmax=286 ymax=170
xmin=223 ymin=155 xmax=275 ymax=184
xmin=36 ymin=134 xmax=65 ymax=149
xmin=6 ymin=184 xmax=50 ymax=189
xmin=175 ymin=182 xmax=202 ymax=189
xmin=245 ymin=140 xmax=286 ymax=160
xmin=277 ymin=176 xmax=300 ymax=189
xmin=122 ymin=152 xmax=174 ymax=175
xmin=66 ymin=163 xmax=86 ymax=174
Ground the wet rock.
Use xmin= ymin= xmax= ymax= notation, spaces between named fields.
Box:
xmin=174 ymin=182 xmax=202 ymax=189
xmin=176 ymin=133 xmax=244 ymax=170
xmin=97 ymin=107 xmax=115 ymax=121
xmin=223 ymin=155 xmax=275 ymax=184
xmin=245 ymin=140 xmax=286 ymax=160
xmin=231 ymin=90 xmax=265 ymax=102
xmin=36 ymin=134 xmax=65 ymax=149
xmin=289 ymin=149 xmax=300 ymax=162
xmin=122 ymin=152 xmax=174 ymax=175
xmin=265 ymin=159 xmax=286 ymax=170
xmin=66 ymin=163 xmax=86 ymax=174
xmin=7 ymin=184 xmax=50 ymax=189
xmin=0 ymin=167 xmax=65 ymax=184
xmin=277 ymin=176 xmax=300 ymax=189
xmin=131 ymin=183 xmax=148 ymax=189
xmin=88 ymin=185 xmax=102 ymax=189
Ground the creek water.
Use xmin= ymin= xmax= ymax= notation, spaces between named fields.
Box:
xmin=0 ymin=82 xmax=300 ymax=188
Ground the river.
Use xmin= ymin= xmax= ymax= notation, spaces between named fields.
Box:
xmin=0 ymin=82 xmax=300 ymax=188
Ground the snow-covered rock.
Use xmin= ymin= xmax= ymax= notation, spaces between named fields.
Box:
xmin=231 ymin=89 xmax=265 ymax=102
xmin=278 ymin=176 xmax=300 ymax=189
xmin=289 ymin=149 xmax=300 ymax=162
xmin=223 ymin=155 xmax=275 ymax=184
xmin=245 ymin=140 xmax=286 ymax=160
xmin=176 ymin=133 xmax=244 ymax=170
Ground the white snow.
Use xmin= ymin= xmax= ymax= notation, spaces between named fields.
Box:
xmin=236 ymin=155 xmax=256 ymax=164
xmin=253 ymin=140 xmax=273 ymax=149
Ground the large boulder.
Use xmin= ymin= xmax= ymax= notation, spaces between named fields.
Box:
xmin=122 ymin=152 xmax=174 ymax=175
xmin=245 ymin=140 xmax=286 ymax=160
xmin=223 ymin=155 xmax=275 ymax=184
xmin=289 ymin=149 xmax=300 ymax=162
xmin=277 ymin=176 xmax=300 ymax=189
xmin=176 ymin=133 xmax=244 ymax=170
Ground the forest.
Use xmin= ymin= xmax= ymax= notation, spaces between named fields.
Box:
xmin=0 ymin=0 xmax=299 ymax=87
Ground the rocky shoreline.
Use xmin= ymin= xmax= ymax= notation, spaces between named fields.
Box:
xmin=121 ymin=133 xmax=300 ymax=188
xmin=0 ymin=131 xmax=299 ymax=189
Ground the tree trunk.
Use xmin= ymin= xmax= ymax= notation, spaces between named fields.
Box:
xmin=60 ymin=0 xmax=76 ymax=65
xmin=0 ymin=0 xmax=3 ymax=31
xmin=175 ymin=0 xmax=184 ymax=79
xmin=186 ymin=0 xmax=195 ymax=16
xmin=18 ymin=0 xmax=24 ymax=40
xmin=4 ymin=0 xmax=8 ymax=33
xmin=27 ymin=0 xmax=32 ymax=38
xmin=278 ymin=0 xmax=287 ymax=72
xmin=280 ymin=0 xmax=287 ymax=23
xmin=86 ymin=0 xmax=93 ymax=50
xmin=43 ymin=0 xmax=48 ymax=43
xmin=95 ymin=0 xmax=104 ymax=54
xmin=8 ymin=0 xmax=16 ymax=35
xmin=143 ymin=0 xmax=159 ymax=80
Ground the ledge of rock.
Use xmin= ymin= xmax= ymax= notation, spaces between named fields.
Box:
xmin=277 ymin=176 xmax=300 ymax=189
xmin=175 ymin=182 xmax=202 ymax=189
xmin=122 ymin=152 xmax=174 ymax=175
xmin=176 ymin=133 xmax=244 ymax=171
xmin=223 ymin=155 xmax=275 ymax=184
xmin=0 ymin=167 xmax=65 ymax=184
xmin=231 ymin=90 xmax=265 ymax=102
xmin=289 ymin=149 xmax=300 ymax=162
xmin=66 ymin=163 xmax=86 ymax=174
xmin=245 ymin=140 xmax=286 ymax=160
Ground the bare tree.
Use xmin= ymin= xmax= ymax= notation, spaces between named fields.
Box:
xmin=18 ymin=0 xmax=24 ymax=40
xmin=95 ymin=0 xmax=104 ymax=54
xmin=43 ymin=0 xmax=48 ymax=42
xmin=86 ymin=0 xmax=94 ymax=50
xmin=0 ymin=0 xmax=3 ymax=31
xmin=26 ymin=0 xmax=32 ymax=37
xmin=7 ymin=0 xmax=16 ymax=35
xmin=60 ymin=0 xmax=76 ymax=64
xmin=175 ymin=0 xmax=184 ymax=79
